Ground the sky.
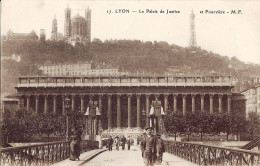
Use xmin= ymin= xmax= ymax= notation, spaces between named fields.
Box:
xmin=1 ymin=0 xmax=260 ymax=64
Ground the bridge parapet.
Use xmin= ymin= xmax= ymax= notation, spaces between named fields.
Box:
xmin=0 ymin=140 xmax=98 ymax=166
xmin=165 ymin=141 xmax=260 ymax=165
xmin=17 ymin=75 xmax=233 ymax=88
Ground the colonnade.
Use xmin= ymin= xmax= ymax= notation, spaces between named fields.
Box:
xmin=19 ymin=93 xmax=232 ymax=129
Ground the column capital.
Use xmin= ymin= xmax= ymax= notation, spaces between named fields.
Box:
xmin=98 ymin=94 xmax=104 ymax=97
xmin=173 ymin=94 xmax=178 ymax=98
xmin=127 ymin=94 xmax=133 ymax=98
xmin=136 ymin=94 xmax=141 ymax=98
xmin=209 ymin=94 xmax=214 ymax=98
xmin=80 ymin=94 xmax=85 ymax=98
xmin=107 ymin=94 xmax=113 ymax=98
xmin=182 ymin=94 xmax=187 ymax=98
xmin=227 ymin=94 xmax=232 ymax=98
xmin=200 ymin=94 xmax=205 ymax=98
xmin=164 ymin=94 xmax=169 ymax=97
xmin=53 ymin=95 xmax=57 ymax=98
xmin=145 ymin=94 xmax=150 ymax=99
xmin=116 ymin=93 xmax=122 ymax=97
xmin=218 ymin=94 xmax=223 ymax=98
xmin=191 ymin=94 xmax=196 ymax=98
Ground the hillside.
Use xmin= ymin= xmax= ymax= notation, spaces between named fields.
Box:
xmin=1 ymin=39 xmax=260 ymax=96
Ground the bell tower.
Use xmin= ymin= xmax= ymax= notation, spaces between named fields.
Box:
xmin=64 ymin=5 xmax=71 ymax=38
xmin=85 ymin=6 xmax=91 ymax=42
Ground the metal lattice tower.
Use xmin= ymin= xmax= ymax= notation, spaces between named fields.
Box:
xmin=189 ymin=10 xmax=197 ymax=47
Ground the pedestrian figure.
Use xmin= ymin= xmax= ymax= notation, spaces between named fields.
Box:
xmin=141 ymin=127 xmax=156 ymax=166
xmin=121 ymin=135 xmax=126 ymax=150
xmin=69 ymin=135 xmax=81 ymax=161
xmin=127 ymin=137 xmax=131 ymax=150
xmin=155 ymin=134 xmax=165 ymax=165
xmin=107 ymin=135 xmax=113 ymax=151
xmin=114 ymin=136 xmax=119 ymax=151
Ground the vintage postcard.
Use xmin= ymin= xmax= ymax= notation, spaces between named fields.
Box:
xmin=1 ymin=0 xmax=260 ymax=165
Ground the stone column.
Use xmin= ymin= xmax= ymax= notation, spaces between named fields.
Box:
xmin=145 ymin=94 xmax=150 ymax=128
xmin=53 ymin=95 xmax=57 ymax=115
xmin=98 ymin=95 xmax=103 ymax=133
xmin=108 ymin=94 xmax=112 ymax=130
xmin=35 ymin=95 xmax=39 ymax=114
xmin=164 ymin=94 xmax=168 ymax=114
xmin=173 ymin=94 xmax=178 ymax=113
xmin=71 ymin=95 xmax=75 ymax=111
xmin=80 ymin=95 xmax=84 ymax=113
xmin=44 ymin=95 xmax=48 ymax=114
xmin=210 ymin=94 xmax=214 ymax=114
xmin=182 ymin=94 xmax=187 ymax=116
xmin=218 ymin=94 xmax=223 ymax=113
xmin=201 ymin=94 xmax=205 ymax=112
xmin=227 ymin=94 xmax=232 ymax=114
xmin=62 ymin=95 xmax=65 ymax=115
xmin=117 ymin=94 xmax=121 ymax=128
xmin=191 ymin=94 xmax=196 ymax=113
xmin=26 ymin=95 xmax=30 ymax=112
xmin=18 ymin=97 xmax=21 ymax=109
xmin=137 ymin=94 xmax=141 ymax=128
xmin=128 ymin=94 xmax=132 ymax=128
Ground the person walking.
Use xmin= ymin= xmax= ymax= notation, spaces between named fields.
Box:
xmin=155 ymin=134 xmax=165 ymax=165
xmin=107 ymin=135 xmax=113 ymax=151
xmin=127 ymin=136 xmax=131 ymax=150
xmin=121 ymin=135 xmax=126 ymax=150
xmin=114 ymin=136 xmax=119 ymax=151
xmin=140 ymin=127 xmax=156 ymax=166
xmin=69 ymin=135 xmax=81 ymax=161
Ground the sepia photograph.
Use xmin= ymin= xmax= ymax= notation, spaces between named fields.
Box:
xmin=1 ymin=0 xmax=260 ymax=165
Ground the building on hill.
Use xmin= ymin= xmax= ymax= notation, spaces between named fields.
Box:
xmin=39 ymin=61 xmax=123 ymax=76
xmin=39 ymin=61 xmax=92 ymax=76
xmin=64 ymin=6 xmax=91 ymax=46
xmin=241 ymin=85 xmax=260 ymax=116
xmin=1 ymin=54 xmax=21 ymax=62
xmin=6 ymin=30 xmax=38 ymax=41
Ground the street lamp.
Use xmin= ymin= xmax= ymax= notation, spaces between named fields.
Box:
xmin=64 ymin=96 xmax=71 ymax=141
xmin=149 ymin=100 xmax=166 ymax=135
xmin=84 ymin=100 xmax=101 ymax=141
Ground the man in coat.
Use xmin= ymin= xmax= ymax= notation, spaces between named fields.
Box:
xmin=155 ymin=134 xmax=165 ymax=164
xmin=140 ymin=127 xmax=156 ymax=166
xmin=121 ymin=135 xmax=126 ymax=150
xmin=107 ymin=135 xmax=113 ymax=151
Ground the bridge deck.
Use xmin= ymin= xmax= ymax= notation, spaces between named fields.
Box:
xmin=52 ymin=146 xmax=195 ymax=166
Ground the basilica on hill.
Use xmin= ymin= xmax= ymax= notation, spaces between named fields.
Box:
xmin=51 ymin=6 xmax=91 ymax=46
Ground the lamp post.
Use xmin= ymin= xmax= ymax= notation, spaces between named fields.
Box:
xmin=149 ymin=99 xmax=166 ymax=135
xmin=64 ymin=96 xmax=71 ymax=141
xmin=84 ymin=100 xmax=101 ymax=141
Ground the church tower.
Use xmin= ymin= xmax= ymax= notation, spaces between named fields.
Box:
xmin=189 ymin=10 xmax=197 ymax=47
xmin=51 ymin=15 xmax=58 ymax=40
xmin=64 ymin=6 xmax=71 ymax=38
xmin=85 ymin=6 xmax=91 ymax=42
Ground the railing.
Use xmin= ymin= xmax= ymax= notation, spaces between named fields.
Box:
xmin=0 ymin=140 xmax=99 ymax=166
xmin=165 ymin=141 xmax=260 ymax=166
xmin=17 ymin=76 xmax=233 ymax=88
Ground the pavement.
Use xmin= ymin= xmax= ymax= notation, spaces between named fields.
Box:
xmin=52 ymin=146 xmax=196 ymax=166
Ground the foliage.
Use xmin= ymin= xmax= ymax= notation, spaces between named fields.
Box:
xmin=1 ymin=109 xmax=68 ymax=145
xmin=2 ymin=39 xmax=260 ymax=96
xmin=246 ymin=112 xmax=260 ymax=139
xmin=164 ymin=112 xmax=248 ymax=141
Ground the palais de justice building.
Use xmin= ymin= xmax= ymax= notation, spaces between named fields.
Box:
xmin=15 ymin=75 xmax=245 ymax=137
